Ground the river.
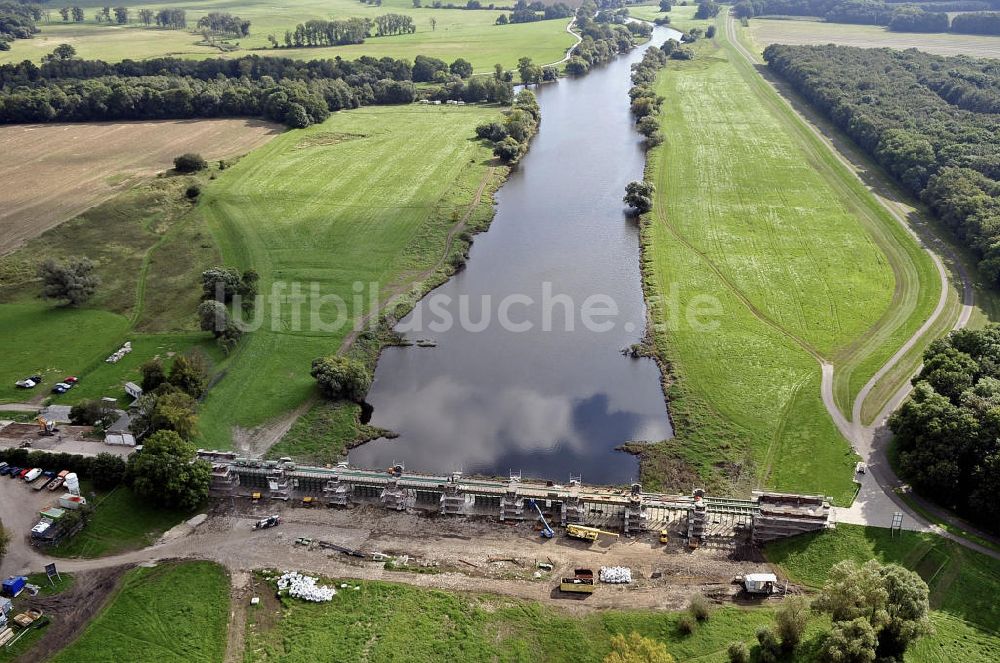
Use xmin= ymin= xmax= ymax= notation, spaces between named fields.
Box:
xmin=350 ymin=26 xmax=680 ymax=484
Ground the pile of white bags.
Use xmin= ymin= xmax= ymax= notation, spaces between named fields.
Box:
xmin=277 ymin=571 xmax=336 ymax=602
xmin=599 ymin=566 xmax=632 ymax=584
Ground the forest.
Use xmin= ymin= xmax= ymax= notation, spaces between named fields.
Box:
xmin=0 ymin=50 xmax=513 ymax=127
xmin=0 ymin=2 xmax=39 ymax=49
xmin=889 ymin=325 xmax=1000 ymax=532
xmin=763 ymin=44 xmax=1000 ymax=284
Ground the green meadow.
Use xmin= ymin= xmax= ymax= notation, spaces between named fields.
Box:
xmin=0 ymin=0 xmax=575 ymax=71
xmin=246 ymin=525 xmax=1000 ymax=662
xmin=197 ymin=103 xmax=502 ymax=448
xmin=639 ymin=19 xmax=939 ymax=502
xmin=0 ymin=174 xmax=225 ymax=405
xmin=49 ymin=561 xmax=230 ymax=663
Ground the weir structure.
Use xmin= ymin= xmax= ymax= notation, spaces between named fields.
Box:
xmin=200 ymin=451 xmax=833 ymax=545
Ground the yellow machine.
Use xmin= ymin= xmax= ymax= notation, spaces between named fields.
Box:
xmin=566 ymin=524 xmax=621 ymax=542
xmin=302 ymin=496 xmax=316 ymax=507
xmin=35 ymin=417 xmax=56 ymax=436
xmin=659 ymin=529 xmax=669 ymax=544
xmin=251 ymin=492 xmax=262 ymax=503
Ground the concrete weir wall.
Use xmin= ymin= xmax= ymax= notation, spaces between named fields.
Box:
xmin=199 ymin=451 xmax=833 ymax=544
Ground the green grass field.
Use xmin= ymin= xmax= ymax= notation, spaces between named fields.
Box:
xmin=767 ymin=525 xmax=1000 ymax=661
xmin=49 ymin=561 xmax=229 ymax=663
xmin=747 ymin=16 xmax=1000 ymax=59
xmin=1 ymin=0 xmax=575 ymax=71
xmin=0 ymin=173 xmax=229 ymax=406
xmin=49 ymin=484 xmax=194 ymax=558
xmin=265 ymin=400 xmax=388 ymax=464
xmin=197 ymin=103 xmax=502 ymax=448
xmin=629 ymin=3 xmax=711 ymax=32
xmin=638 ymin=20 xmax=938 ymax=502
xmin=246 ymin=574 xmax=785 ymax=663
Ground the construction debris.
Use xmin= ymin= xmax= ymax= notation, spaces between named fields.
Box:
xmin=599 ymin=567 xmax=632 ymax=584
xmin=276 ymin=572 xmax=336 ymax=602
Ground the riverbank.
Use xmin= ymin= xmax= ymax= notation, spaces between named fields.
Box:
xmin=635 ymin=19 xmax=939 ymax=504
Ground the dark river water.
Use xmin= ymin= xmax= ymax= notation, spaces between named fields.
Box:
xmin=351 ymin=27 xmax=679 ymax=484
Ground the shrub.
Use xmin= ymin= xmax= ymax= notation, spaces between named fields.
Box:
xmin=676 ymin=614 xmax=695 ymax=635
xmin=756 ymin=626 xmax=781 ymax=663
xmin=688 ymin=594 xmax=711 ymax=621
xmin=775 ymin=595 xmax=810 ymax=650
xmin=185 ymin=184 xmax=201 ymax=199
xmin=310 ymin=355 xmax=372 ymax=402
xmin=173 ymin=152 xmax=207 ymax=173
xmin=726 ymin=641 xmax=750 ymax=663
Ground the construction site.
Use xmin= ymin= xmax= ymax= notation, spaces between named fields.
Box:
xmin=200 ymin=451 xmax=834 ymax=549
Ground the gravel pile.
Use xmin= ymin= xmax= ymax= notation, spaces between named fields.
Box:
xmin=277 ymin=571 xmax=337 ymax=602
xmin=599 ymin=566 xmax=632 ymax=584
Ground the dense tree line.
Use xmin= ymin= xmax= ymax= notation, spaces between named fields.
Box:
xmin=154 ymin=8 xmax=186 ymax=29
xmin=628 ymin=43 xmax=674 ymax=149
xmin=497 ymin=0 xmax=573 ymax=24
xmin=764 ymin=44 xmax=1000 ymax=284
xmin=373 ymin=13 xmax=416 ymax=36
xmin=0 ymin=50 xmax=513 ymax=127
xmin=197 ymin=11 xmax=250 ymax=38
xmin=952 ymin=11 xmax=1000 ymax=33
xmin=475 ymin=88 xmax=539 ymax=163
xmin=737 ymin=0 xmax=1000 ymax=32
xmin=564 ymin=2 xmax=637 ymax=76
xmin=889 ymin=325 xmax=1000 ymax=532
xmin=284 ymin=18 xmax=372 ymax=47
xmin=0 ymin=2 xmax=39 ymax=49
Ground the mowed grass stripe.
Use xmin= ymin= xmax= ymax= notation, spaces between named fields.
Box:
xmin=197 ymin=104 xmax=499 ymax=447
xmin=641 ymin=32 xmax=934 ymax=500
xmin=727 ymin=17 xmax=943 ymax=419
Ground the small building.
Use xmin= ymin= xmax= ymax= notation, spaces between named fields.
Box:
xmin=743 ymin=573 xmax=778 ymax=595
xmin=124 ymin=382 xmax=143 ymax=403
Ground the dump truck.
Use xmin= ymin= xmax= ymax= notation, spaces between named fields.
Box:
xmin=566 ymin=524 xmax=620 ymax=542
xmin=559 ymin=569 xmax=596 ymax=594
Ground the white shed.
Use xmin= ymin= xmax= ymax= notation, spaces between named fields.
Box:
xmin=743 ymin=573 xmax=778 ymax=595
xmin=124 ymin=382 xmax=143 ymax=400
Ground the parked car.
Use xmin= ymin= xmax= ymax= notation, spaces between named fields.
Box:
xmin=24 ymin=468 xmax=42 ymax=483
xmin=17 ymin=469 xmax=30 ymax=479
xmin=5 ymin=466 xmax=22 ymax=478
xmin=0 ymin=463 xmax=10 ymax=476
xmin=63 ymin=376 xmax=79 ymax=384
xmin=51 ymin=382 xmax=73 ymax=394
xmin=15 ymin=377 xmax=37 ymax=388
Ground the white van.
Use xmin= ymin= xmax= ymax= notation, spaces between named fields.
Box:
xmin=24 ymin=468 xmax=42 ymax=483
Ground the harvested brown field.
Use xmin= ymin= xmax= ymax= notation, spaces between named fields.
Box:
xmin=748 ymin=18 xmax=1000 ymax=59
xmin=0 ymin=119 xmax=283 ymax=255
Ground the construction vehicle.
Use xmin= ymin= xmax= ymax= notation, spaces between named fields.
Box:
xmin=559 ymin=569 xmax=596 ymax=594
xmin=301 ymin=496 xmax=316 ymax=507
xmin=252 ymin=515 xmax=281 ymax=530
xmin=566 ymin=524 xmax=620 ymax=542
xmin=527 ymin=499 xmax=554 ymax=538
xmin=35 ymin=417 xmax=56 ymax=436
xmin=251 ymin=492 xmax=262 ymax=503
xmin=294 ymin=537 xmax=313 ymax=547
xmin=659 ymin=529 xmax=669 ymax=544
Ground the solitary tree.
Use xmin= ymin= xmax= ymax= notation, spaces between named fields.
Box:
xmin=37 ymin=256 xmax=99 ymax=306
xmin=127 ymin=429 xmax=210 ymax=509
xmin=173 ymin=152 xmax=207 ymax=173
xmin=44 ymin=43 xmax=77 ymax=61
xmin=450 ymin=57 xmax=473 ymax=78
xmin=311 ymin=355 xmax=371 ymax=402
xmin=774 ymin=595 xmax=810 ymax=651
xmin=623 ymin=181 xmax=655 ymax=214
xmin=140 ymin=358 xmax=166 ymax=392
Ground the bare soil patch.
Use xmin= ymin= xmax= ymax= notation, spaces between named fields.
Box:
xmin=0 ymin=119 xmax=282 ymax=255
xmin=14 ymin=565 xmax=129 ymax=662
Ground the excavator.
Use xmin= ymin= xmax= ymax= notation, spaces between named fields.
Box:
xmin=527 ymin=499 xmax=554 ymax=538
xmin=566 ymin=524 xmax=620 ymax=543
xmin=35 ymin=417 xmax=57 ymax=436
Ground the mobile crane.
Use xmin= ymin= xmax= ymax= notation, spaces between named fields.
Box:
xmin=528 ymin=499 xmax=554 ymax=538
